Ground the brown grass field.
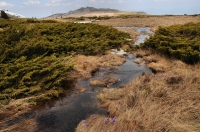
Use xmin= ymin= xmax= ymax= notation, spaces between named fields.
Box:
xmin=76 ymin=16 xmax=200 ymax=132
xmin=95 ymin=15 xmax=200 ymax=30
xmin=76 ymin=50 xmax=200 ymax=132
xmin=1 ymin=15 xmax=200 ymax=132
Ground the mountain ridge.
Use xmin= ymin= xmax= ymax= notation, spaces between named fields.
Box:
xmin=46 ymin=7 xmax=123 ymax=18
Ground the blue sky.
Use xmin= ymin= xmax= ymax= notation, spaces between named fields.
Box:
xmin=0 ymin=0 xmax=199 ymax=18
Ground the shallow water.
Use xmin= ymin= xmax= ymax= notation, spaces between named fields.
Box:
xmin=2 ymin=27 xmax=153 ymax=132
xmin=115 ymin=26 xmax=153 ymax=45
xmin=33 ymin=53 xmax=151 ymax=132
xmin=37 ymin=27 xmax=152 ymax=132
xmin=35 ymin=92 xmax=107 ymax=132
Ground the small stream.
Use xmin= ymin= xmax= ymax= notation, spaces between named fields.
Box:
xmin=115 ymin=26 xmax=153 ymax=45
xmin=3 ymin=27 xmax=153 ymax=132
xmin=34 ymin=54 xmax=151 ymax=132
xmin=34 ymin=27 xmax=153 ymax=132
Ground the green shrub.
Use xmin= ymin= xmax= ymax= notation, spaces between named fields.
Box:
xmin=0 ymin=19 xmax=129 ymax=104
xmin=1 ymin=10 xmax=9 ymax=19
xmin=141 ymin=22 xmax=200 ymax=64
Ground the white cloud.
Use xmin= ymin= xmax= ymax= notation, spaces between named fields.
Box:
xmin=118 ymin=0 xmax=124 ymax=3
xmin=90 ymin=0 xmax=96 ymax=2
xmin=64 ymin=3 xmax=72 ymax=6
xmin=43 ymin=3 xmax=59 ymax=6
xmin=51 ymin=0 xmax=69 ymax=3
xmin=0 ymin=1 xmax=14 ymax=7
xmin=43 ymin=0 xmax=71 ymax=6
xmin=153 ymin=0 xmax=172 ymax=1
xmin=23 ymin=0 xmax=40 ymax=5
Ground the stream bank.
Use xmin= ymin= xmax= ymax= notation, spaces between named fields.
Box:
xmin=0 ymin=27 xmax=153 ymax=132
xmin=33 ymin=27 xmax=153 ymax=132
xmin=34 ymin=53 xmax=151 ymax=132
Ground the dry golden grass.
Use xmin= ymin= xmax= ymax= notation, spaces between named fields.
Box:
xmin=78 ymin=88 xmax=87 ymax=93
xmin=73 ymin=54 xmax=125 ymax=78
xmin=90 ymin=78 xmax=119 ymax=87
xmin=0 ymin=53 xmax=125 ymax=131
xmin=134 ymin=58 xmax=143 ymax=65
xmin=2 ymin=118 xmax=37 ymax=132
xmin=0 ymin=28 xmax=3 ymax=32
xmin=133 ymin=50 xmax=170 ymax=73
xmin=76 ymin=50 xmax=200 ymax=132
xmin=95 ymin=16 xmax=200 ymax=31
xmin=90 ymin=80 xmax=106 ymax=87
xmin=114 ymin=27 xmax=139 ymax=41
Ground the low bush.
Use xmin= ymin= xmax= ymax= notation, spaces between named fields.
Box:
xmin=0 ymin=19 xmax=129 ymax=105
xmin=141 ymin=22 xmax=200 ymax=64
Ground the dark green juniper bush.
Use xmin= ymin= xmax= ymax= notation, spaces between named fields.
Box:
xmin=0 ymin=19 xmax=129 ymax=105
xmin=141 ymin=22 xmax=200 ymax=64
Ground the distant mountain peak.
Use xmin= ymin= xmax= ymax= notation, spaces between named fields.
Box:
xmin=46 ymin=7 xmax=119 ymax=18
xmin=75 ymin=6 xmax=119 ymax=12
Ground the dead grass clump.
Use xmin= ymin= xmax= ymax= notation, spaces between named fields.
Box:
xmin=115 ymin=27 xmax=139 ymax=41
xmin=0 ymin=28 xmax=3 ymax=32
xmin=133 ymin=49 xmax=149 ymax=58
xmin=134 ymin=49 xmax=170 ymax=73
xmin=105 ymin=77 xmax=118 ymax=85
xmin=89 ymin=78 xmax=118 ymax=88
xmin=97 ymin=88 xmax=124 ymax=102
xmin=78 ymin=88 xmax=86 ymax=93
xmin=76 ymin=51 xmax=200 ymax=132
xmin=147 ymin=62 xmax=166 ymax=73
xmin=166 ymin=76 xmax=183 ymax=84
xmin=143 ymin=55 xmax=158 ymax=63
xmin=74 ymin=54 xmax=125 ymax=78
xmin=134 ymin=58 xmax=143 ymax=65
xmin=2 ymin=118 xmax=37 ymax=132
xmin=90 ymin=80 xmax=106 ymax=87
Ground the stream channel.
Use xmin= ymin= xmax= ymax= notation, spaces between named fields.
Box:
xmin=5 ymin=27 xmax=153 ymax=132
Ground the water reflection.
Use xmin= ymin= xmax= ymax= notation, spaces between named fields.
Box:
xmin=114 ymin=26 xmax=154 ymax=45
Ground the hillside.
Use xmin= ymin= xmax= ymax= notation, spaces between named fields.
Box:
xmin=46 ymin=7 xmax=147 ymax=18
xmin=46 ymin=7 xmax=119 ymax=18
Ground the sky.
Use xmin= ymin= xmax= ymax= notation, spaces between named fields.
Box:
xmin=0 ymin=0 xmax=200 ymax=18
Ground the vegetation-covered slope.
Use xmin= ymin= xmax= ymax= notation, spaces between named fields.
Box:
xmin=141 ymin=22 xmax=200 ymax=64
xmin=0 ymin=19 xmax=129 ymax=105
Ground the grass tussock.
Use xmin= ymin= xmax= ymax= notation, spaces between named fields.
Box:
xmin=73 ymin=54 xmax=125 ymax=78
xmin=114 ymin=27 xmax=139 ymax=41
xmin=76 ymin=51 xmax=200 ymax=132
